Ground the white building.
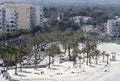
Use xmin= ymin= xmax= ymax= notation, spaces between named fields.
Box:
xmin=71 ymin=16 xmax=92 ymax=25
xmin=0 ymin=5 xmax=18 ymax=33
xmin=0 ymin=0 xmax=44 ymax=33
xmin=107 ymin=19 xmax=120 ymax=37
xmin=0 ymin=5 xmax=6 ymax=33
xmin=30 ymin=5 xmax=44 ymax=28
xmin=82 ymin=25 xmax=93 ymax=33
xmin=5 ymin=8 xmax=18 ymax=33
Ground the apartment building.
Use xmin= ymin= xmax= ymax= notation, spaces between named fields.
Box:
xmin=0 ymin=0 xmax=43 ymax=33
xmin=0 ymin=5 xmax=18 ymax=33
xmin=107 ymin=19 xmax=120 ymax=37
xmin=0 ymin=5 xmax=6 ymax=33
xmin=30 ymin=5 xmax=44 ymax=28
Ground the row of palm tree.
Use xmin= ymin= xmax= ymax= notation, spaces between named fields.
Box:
xmin=45 ymin=44 xmax=61 ymax=68
xmin=0 ymin=28 xmax=109 ymax=75
xmin=32 ymin=28 xmax=110 ymax=68
xmin=21 ymin=28 xmax=112 ymax=71
xmin=73 ymin=42 xmax=110 ymax=67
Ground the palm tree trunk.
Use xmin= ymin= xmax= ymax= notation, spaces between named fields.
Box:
xmin=107 ymin=56 xmax=109 ymax=64
xmin=74 ymin=55 xmax=77 ymax=65
xmin=102 ymin=54 xmax=105 ymax=62
xmin=3 ymin=60 xmax=6 ymax=71
xmin=34 ymin=53 xmax=37 ymax=70
xmin=15 ymin=63 xmax=17 ymax=74
xmin=89 ymin=55 xmax=92 ymax=67
xmin=86 ymin=52 xmax=89 ymax=65
xmin=15 ymin=58 xmax=17 ymax=75
xmin=52 ymin=56 xmax=54 ymax=65
xmin=79 ymin=59 xmax=81 ymax=68
xmin=96 ymin=55 xmax=98 ymax=64
xmin=48 ymin=55 xmax=50 ymax=68
xmin=40 ymin=43 xmax=42 ymax=49
xmin=20 ymin=62 xmax=22 ymax=71
xmin=68 ymin=47 xmax=71 ymax=61
xmin=65 ymin=48 xmax=66 ymax=53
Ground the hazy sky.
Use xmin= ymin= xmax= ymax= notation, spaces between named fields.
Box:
xmin=1 ymin=0 xmax=120 ymax=5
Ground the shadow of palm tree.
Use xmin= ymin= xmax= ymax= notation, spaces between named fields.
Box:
xmin=19 ymin=70 xmax=32 ymax=73
xmin=53 ymin=65 xmax=63 ymax=67
xmin=14 ymin=74 xmax=27 ymax=77
xmin=49 ymin=68 xmax=59 ymax=70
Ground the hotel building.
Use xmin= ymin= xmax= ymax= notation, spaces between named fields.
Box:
xmin=0 ymin=0 xmax=43 ymax=33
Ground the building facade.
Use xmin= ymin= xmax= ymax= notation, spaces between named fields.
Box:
xmin=30 ymin=5 xmax=43 ymax=28
xmin=82 ymin=25 xmax=93 ymax=33
xmin=0 ymin=5 xmax=6 ymax=33
xmin=0 ymin=5 xmax=18 ymax=33
xmin=71 ymin=16 xmax=92 ymax=25
xmin=107 ymin=19 xmax=120 ymax=37
xmin=0 ymin=0 xmax=43 ymax=33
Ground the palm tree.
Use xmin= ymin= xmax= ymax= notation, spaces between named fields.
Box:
xmin=106 ymin=54 xmax=110 ymax=65
xmin=83 ymin=42 xmax=91 ymax=65
xmin=12 ymin=47 xmax=19 ymax=75
xmin=78 ymin=56 xmax=82 ymax=68
xmin=34 ymin=48 xmax=39 ymax=70
xmin=51 ymin=45 xmax=61 ymax=64
xmin=72 ymin=40 xmax=79 ymax=65
xmin=18 ymin=46 xmax=28 ymax=71
xmin=62 ymin=36 xmax=69 ymax=53
xmin=101 ymin=51 xmax=106 ymax=62
xmin=0 ymin=45 xmax=12 ymax=70
xmin=4 ymin=45 xmax=19 ymax=75
xmin=37 ymin=34 xmax=47 ymax=48
xmin=89 ymin=51 xmax=92 ymax=67
xmin=67 ymin=41 xmax=74 ymax=61
xmin=93 ymin=49 xmax=100 ymax=64
xmin=45 ymin=44 xmax=61 ymax=68
xmin=0 ymin=46 xmax=6 ymax=70
xmin=74 ymin=30 xmax=84 ymax=43
xmin=81 ymin=47 xmax=86 ymax=62
xmin=90 ymin=42 xmax=97 ymax=66
xmin=61 ymin=36 xmax=73 ymax=61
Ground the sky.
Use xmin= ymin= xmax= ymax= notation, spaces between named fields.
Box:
xmin=1 ymin=0 xmax=120 ymax=6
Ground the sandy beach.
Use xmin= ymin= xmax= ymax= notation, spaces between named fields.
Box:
xmin=8 ymin=43 xmax=120 ymax=81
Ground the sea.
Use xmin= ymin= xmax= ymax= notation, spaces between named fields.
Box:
xmin=102 ymin=71 xmax=120 ymax=81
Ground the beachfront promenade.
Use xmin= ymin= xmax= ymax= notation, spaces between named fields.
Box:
xmin=7 ymin=43 xmax=120 ymax=81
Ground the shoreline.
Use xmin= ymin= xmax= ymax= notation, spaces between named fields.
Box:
xmin=83 ymin=61 xmax=120 ymax=81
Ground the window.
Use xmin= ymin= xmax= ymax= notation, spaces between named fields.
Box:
xmin=11 ymin=21 xmax=14 ymax=23
xmin=11 ymin=25 xmax=15 ymax=27
xmin=7 ymin=29 xmax=10 ymax=32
